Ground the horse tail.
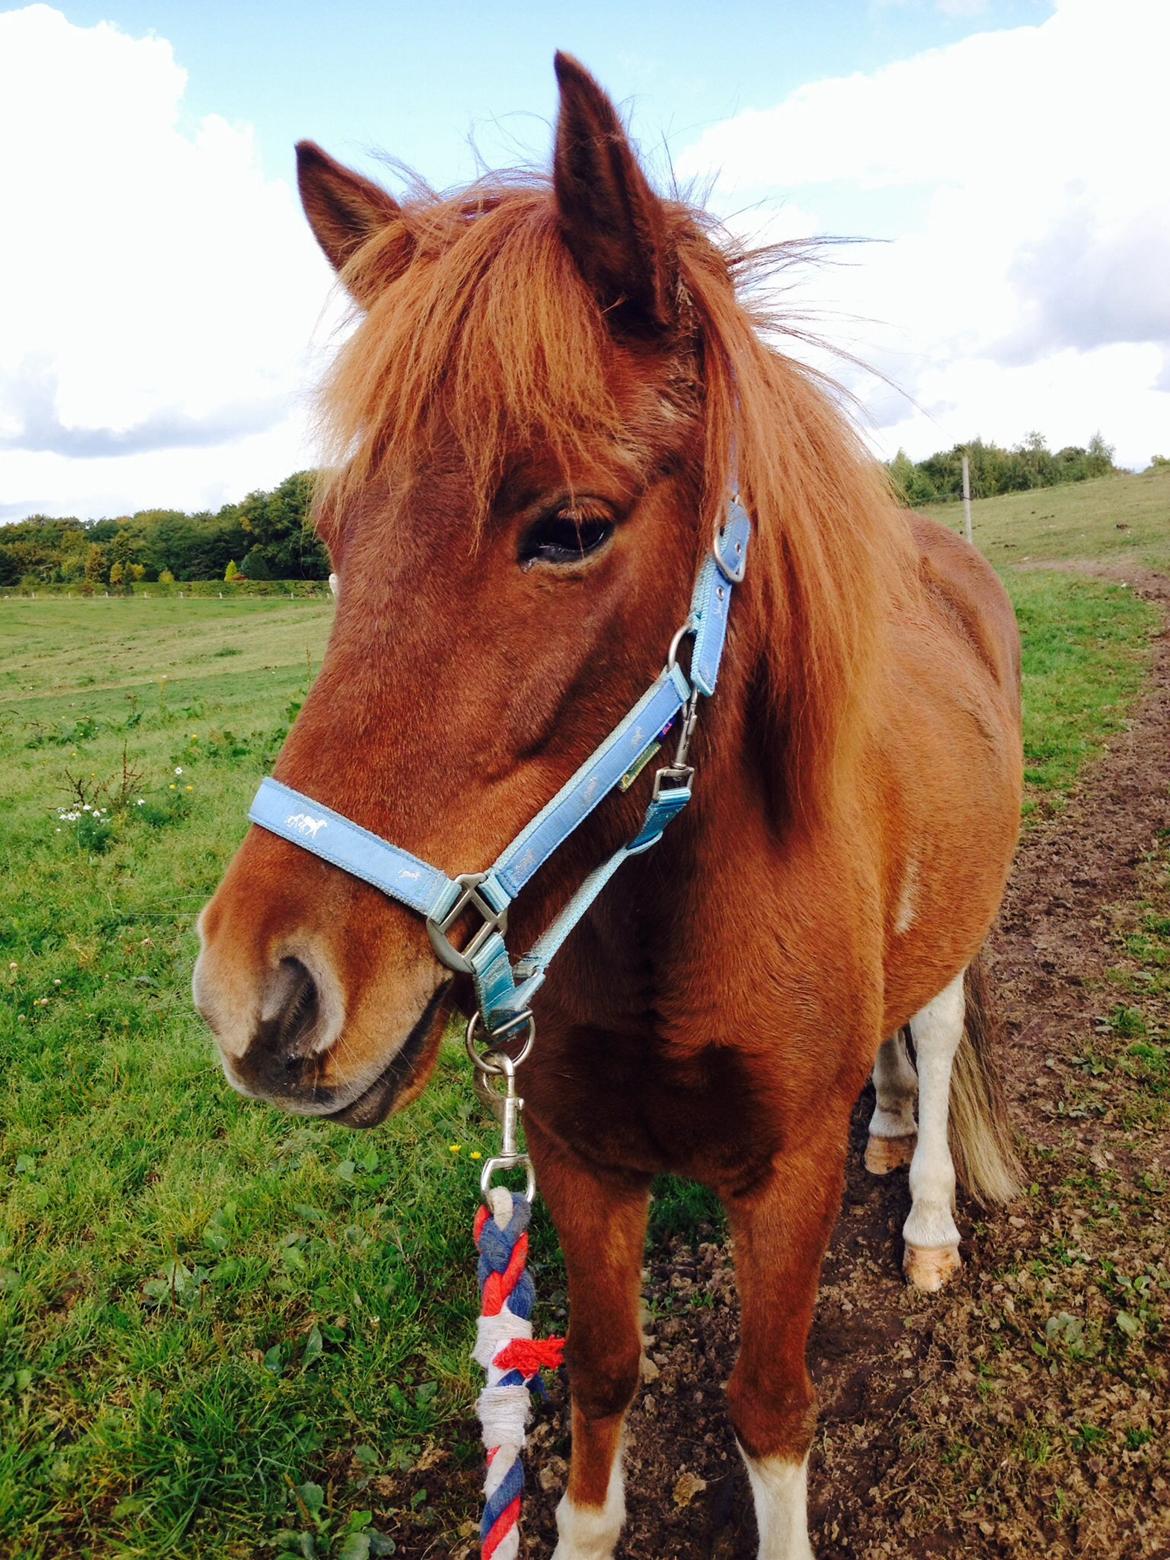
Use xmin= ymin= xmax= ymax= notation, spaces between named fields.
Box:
xmin=948 ymin=954 xmax=1022 ymax=1207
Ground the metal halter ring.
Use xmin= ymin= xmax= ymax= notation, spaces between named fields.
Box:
xmin=464 ymin=1009 xmax=536 ymax=1075
xmin=666 ymin=620 xmax=694 ymax=674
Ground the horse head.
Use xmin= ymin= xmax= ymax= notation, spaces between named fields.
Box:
xmin=193 ymin=55 xmax=740 ymax=1125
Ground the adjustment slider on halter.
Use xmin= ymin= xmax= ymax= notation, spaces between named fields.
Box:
xmin=426 ymin=872 xmax=509 ymax=975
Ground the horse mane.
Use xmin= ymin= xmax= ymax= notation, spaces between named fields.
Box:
xmin=318 ymin=172 xmax=915 ymax=825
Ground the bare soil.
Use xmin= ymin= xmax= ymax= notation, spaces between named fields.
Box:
xmin=400 ymin=570 xmax=1170 ymax=1559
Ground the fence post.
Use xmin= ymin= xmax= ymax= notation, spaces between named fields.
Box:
xmin=961 ymin=453 xmax=974 ymax=545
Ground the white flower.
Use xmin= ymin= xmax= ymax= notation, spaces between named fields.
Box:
xmin=174 ymin=767 xmax=183 ymax=776
xmin=135 ymin=798 xmax=145 ymax=806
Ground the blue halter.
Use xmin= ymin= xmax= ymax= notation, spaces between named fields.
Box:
xmin=248 ymin=495 xmax=750 ymax=1043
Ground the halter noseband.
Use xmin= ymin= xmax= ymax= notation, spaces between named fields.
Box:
xmin=247 ymin=493 xmax=750 ymax=1069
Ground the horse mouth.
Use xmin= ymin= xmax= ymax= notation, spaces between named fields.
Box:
xmin=325 ymin=983 xmax=451 ymax=1128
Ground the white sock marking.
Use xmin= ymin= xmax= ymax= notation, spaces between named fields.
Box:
xmin=738 ymin=1447 xmax=814 ymax=1559
xmin=552 ymin=1451 xmax=625 ymax=1560
xmin=904 ymin=970 xmax=965 ymax=1251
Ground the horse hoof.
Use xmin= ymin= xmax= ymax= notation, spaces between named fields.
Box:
xmin=864 ymin=1133 xmax=916 ymax=1175
xmin=903 ymin=1241 xmax=961 ymax=1292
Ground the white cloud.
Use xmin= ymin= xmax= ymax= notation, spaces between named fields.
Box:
xmin=0 ymin=5 xmax=336 ymax=517
xmin=680 ymin=0 xmax=1170 ymax=469
xmin=3 ymin=2 xmax=1167 ymax=520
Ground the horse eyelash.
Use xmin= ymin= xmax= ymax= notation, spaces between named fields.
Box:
xmin=518 ymin=504 xmax=615 ymax=567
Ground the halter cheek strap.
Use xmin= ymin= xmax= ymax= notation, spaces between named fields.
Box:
xmin=247 ymin=496 xmax=751 ymax=1039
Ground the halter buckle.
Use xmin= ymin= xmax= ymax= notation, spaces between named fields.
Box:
xmin=426 ymin=872 xmax=508 ymax=975
xmin=714 ymin=502 xmax=749 ymax=583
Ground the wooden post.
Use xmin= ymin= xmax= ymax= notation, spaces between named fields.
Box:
xmin=961 ymin=453 xmax=973 ymax=545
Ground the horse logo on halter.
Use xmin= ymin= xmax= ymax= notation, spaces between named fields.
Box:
xmin=285 ymin=812 xmax=328 ymax=839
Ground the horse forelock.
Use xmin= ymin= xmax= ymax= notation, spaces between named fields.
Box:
xmin=315 ymin=169 xmax=915 ymax=825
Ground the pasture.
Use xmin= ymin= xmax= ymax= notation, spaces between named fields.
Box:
xmin=1 ymin=482 xmax=1167 ymax=1558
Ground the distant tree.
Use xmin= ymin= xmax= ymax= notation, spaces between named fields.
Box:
xmin=888 ymin=432 xmax=1119 ymax=505
xmin=888 ymin=448 xmax=937 ymax=505
xmin=0 ymin=474 xmax=335 ymax=586
xmin=84 ymin=543 xmax=110 ymax=583
xmin=1149 ymin=454 xmax=1170 ymax=470
xmin=918 ymin=444 xmax=964 ymax=500
xmin=58 ymin=528 xmax=90 ymax=581
xmin=0 ymin=540 xmax=50 ymax=582
xmin=109 ymin=561 xmax=125 ymax=586
xmin=241 ymin=544 xmax=273 ymax=579
xmin=0 ymin=515 xmax=85 ymax=582
xmin=130 ymin=562 xmax=146 ymax=581
xmin=224 ymin=559 xmax=239 ymax=583
xmin=237 ymin=471 xmax=328 ymax=578
xmin=159 ymin=567 xmax=175 ymax=585
xmin=1085 ymin=432 xmax=1116 ymax=477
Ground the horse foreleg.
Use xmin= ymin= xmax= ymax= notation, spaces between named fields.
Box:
xmin=865 ymin=1029 xmax=918 ymax=1174
xmin=724 ymin=1122 xmax=848 ymax=1560
xmin=530 ymin=1124 xmax=650 ymax=1560
xmin=903 ymin=969 xmax=965 ymax=1291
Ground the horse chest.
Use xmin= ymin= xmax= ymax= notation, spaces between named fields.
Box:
xmin=527 ymin=1026 xmax=788 ymax=1182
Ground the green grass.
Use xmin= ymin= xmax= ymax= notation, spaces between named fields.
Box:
xmin=0 ymin=600 xmax=491 ymax=1557
xmin=921 ymin=463 xmax=1170 ymax=573
xmin=1004 ymin=573 xmax=1155 ymax=805
xmin=0 ymin=514 xmax=1162 ymax=1558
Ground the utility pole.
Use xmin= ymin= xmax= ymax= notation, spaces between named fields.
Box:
xmin=961 ymin=453 xmax=974 ymax=545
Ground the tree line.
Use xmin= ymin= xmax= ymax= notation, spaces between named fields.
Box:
xmin=0 ymin=471 xmax=328 ymax=589
xmin=887 ymin=432 xmax=1119 ymax=507
xmin=0 ymin=432 xmax=1137 ymax=588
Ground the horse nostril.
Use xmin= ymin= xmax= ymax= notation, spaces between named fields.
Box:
xmin=263 ymin=956 xmax=322 ymax=1063
xmin=222 ymin=949 xmax=344 ymax=1106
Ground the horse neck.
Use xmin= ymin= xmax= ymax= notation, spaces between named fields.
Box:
xmin=566 ymin=626 xmax=783 ymax=1025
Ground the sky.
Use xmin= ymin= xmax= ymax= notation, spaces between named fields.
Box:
xmin=1 ymin=0 xmax=1166 ymax=521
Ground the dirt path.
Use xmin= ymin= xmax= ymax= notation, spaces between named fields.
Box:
xmin=445 ymin=570 xmax=1170 ymax=1560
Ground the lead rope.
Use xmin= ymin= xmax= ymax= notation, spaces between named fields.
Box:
xmin=470 ymin=1032 xmax=564 ymax=1559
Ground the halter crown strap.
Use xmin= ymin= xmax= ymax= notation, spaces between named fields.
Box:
xmin=248 ymin=497 xmax=750 ymax=1036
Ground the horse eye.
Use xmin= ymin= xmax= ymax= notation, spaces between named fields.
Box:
xmin=519 ymin=512 xmax=613 ymax=567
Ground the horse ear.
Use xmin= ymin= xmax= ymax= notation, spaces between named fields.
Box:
xmin=296 ymin=141 xmax=411 ymax=299
xmin=552 ymin=52 xmax=674 ymax=333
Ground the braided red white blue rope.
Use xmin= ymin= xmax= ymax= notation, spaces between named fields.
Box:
xmin=473 ymin=1187 xmax=565 ymax=1559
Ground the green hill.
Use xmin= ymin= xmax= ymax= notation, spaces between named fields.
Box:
xmin=920 ymin=465 xmax=1170 ymax=574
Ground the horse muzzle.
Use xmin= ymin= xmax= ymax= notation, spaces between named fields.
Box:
xmin=192 ymin=882 xmax=451 ymax=1127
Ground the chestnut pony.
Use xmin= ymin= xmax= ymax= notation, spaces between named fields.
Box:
xmin=194 ymin=54 xmax=1022 ymax=1559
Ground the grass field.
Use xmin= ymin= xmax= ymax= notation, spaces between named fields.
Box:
xmin=922 ymin=462 xmax=1170 ymax=574
xmin=0 ymin=492 xmax=1163 ymax=1557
